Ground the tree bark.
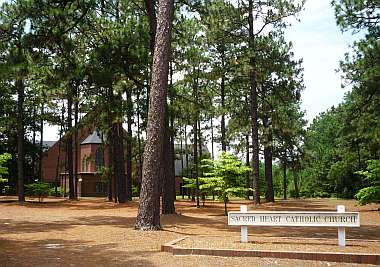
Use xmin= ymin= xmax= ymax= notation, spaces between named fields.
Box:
xmin=38 ymin=104 xmax=44 ymax=181
xmin=17 ymin=78 xmax=25 ymax=203
xmin=67 ymin=89 xmax=75 ymax=200
xmin=126 ymin=89 xmax=133 ymax=201
xmin=113 ymin=93 xmax=126 ymax=203
xmin=263 ymin=115 xmax=274 ymax=202
xmin=245 ymin=133 xmax=250 ymax=199
xmin=283 ymin=152 xmax=287 ymax=200
xmin=292 ymin=160 xmax=299 ymax=199
xmin=136 ymin=92 xmax=143 ymax=190
xmin=107 ymin=88 xmax=113 ymax=202
xmin=74 ymin=96 xmax=79 ymax=199
xmin=144 ymin=0 xmax=157 ymax=53
xmin=248 ymin=0 xmax=260 ymax=205
xmin=221 ymin=72 xmax=226 ymax=152
xmin=162 ymin=115 xmax=176 ymax=214
xmin=135 ymin=0 xmax=174 ymax=230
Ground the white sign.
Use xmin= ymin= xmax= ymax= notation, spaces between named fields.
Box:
xmin=228 ymin=211 xmax=360 ymax=227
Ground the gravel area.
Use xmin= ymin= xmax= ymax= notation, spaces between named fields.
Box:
xmin=0 ymin=197 xmax=379 ymax=267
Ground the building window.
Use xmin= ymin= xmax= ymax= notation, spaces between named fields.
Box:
xmin=95 ymin=147 xmax=103 ymax=171
xmin=82 ymin=157 xmax=87 ymax=172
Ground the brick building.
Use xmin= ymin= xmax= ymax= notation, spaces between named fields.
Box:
xmin=42 ymin=124 xmax=209 ymax=197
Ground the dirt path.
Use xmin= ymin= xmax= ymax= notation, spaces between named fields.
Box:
xmin=0 ymin=197 xmax=379 ymax=266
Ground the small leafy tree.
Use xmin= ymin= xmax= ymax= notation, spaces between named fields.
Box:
xmin=0 ymin=153 xmax=11 ymax=183
xmin=184 ymin=152 xmax=252 ymax=215
xmin=0 ymin=153 xmax=11 ymax=194
xmin=355 ymin=160 xmax=380 ymax=205
xmin=25 ymin=182 xmax=51 ymax=202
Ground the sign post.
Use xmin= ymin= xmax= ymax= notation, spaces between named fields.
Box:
xmin=337 ymin=205 xmax=346 ymax=246
xmin=240 ymin=205 xmax=248 ymax=243
xmin=229 ymin=205 xmax=359 ymax=246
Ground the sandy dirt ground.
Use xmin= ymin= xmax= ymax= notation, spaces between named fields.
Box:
xmin=0 ymin=197 xmax=379 ymax=267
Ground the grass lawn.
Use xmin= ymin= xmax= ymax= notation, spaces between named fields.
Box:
xmin=0 ymin=197 xmax=379 ymax=266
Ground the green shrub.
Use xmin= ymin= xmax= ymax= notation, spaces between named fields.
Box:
xmin=49 ymin=186 xmax=64 ymax=197
xmin=25 ymin=182 xmax=51 ymax=202
xmin=355 ymin=160 xmax=380 ymax=205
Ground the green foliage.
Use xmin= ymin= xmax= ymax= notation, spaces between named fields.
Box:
xmin=183 ymin=152 xmax=252 ymax=214
xmin=25 ymin=182 xmax=51 ymax=202
xmin=0 ymin=153 xmax=11 ymax=183
xmin=355 ymin=160 xmax=380 ymax=205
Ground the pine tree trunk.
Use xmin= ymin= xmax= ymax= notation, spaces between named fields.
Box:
xmin=74 ymin=98 xmax=79 ymax=199
xmin=107 ymin=89 xmax=113 ymax=202
xmin=113 ymin=93 xmax=126 ymax=203
xmin=67 ymin=91 xmax=75 ymax=200
xmin=263 ymin=116 xmax=274 ymax=202
xmin=292 ymin=163 xmax=299 ymax=199
xmin=245 ymin=133 xmax=250 ymax=199
xmin=210 ymin=117 xmax=214 ymax=160
xmin=32 ymin=108 xmax=36 ymax=183
xmin=17 ymin=78 xmax=25 ymax=203
xmin=221 ymin=73 xmax=226 ymax=152
xmin=135 ymin=0 xmax=174 ymax=230
xmin=38 ymin=104 xmax=44 ymax=181
xmin=126 ymin=89 xmax=133 ymax=201
xmin=283 ymin=152 xmax=287 ymax=200
xmin=136 ymin=92 xmax=143 ymax=191
xmin=162 ymin=116 xmax=176 ymax=214
xmin=248 ymin=0 xmax=260 ymax=205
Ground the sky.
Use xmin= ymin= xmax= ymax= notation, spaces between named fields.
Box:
xmin=284 ymin=0 xmax=359 ymax=124
xmin=1 ymin=0 xmax=358 ymax=141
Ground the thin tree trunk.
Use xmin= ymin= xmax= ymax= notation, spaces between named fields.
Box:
xmin=67 ymin=90 xmax=75 ymax=200
xmin=292 ymin=160 xmax=299 ymax=199
xmin=17 ymin=78 xmax=25 ymax=202
xmin=263 ymin=115 xmax=274 ymax=202
xmin=135 ymin=0 xmax=174 ymax=230
xmin=32 ymin=107 xmax=36 ymax=183
xmin=283 ymin=152 xmax=287 ymax=200
xmin=38 ymin=104 xmax=44 ymax=181
xmin=55 ymin=106 xmax=64 ymax=196
xmin=248 ymin=0 xmax=260 ymax=205
xmin=113 ymin=93 xmax=126 ymax=203
xmin=162 ymin=60 xmax=176 ymax=214
xmin=136 ymin=92 xmax=143 ymax=191
xmin=74 ymin=97 xmax=79 ymax=199
xmin=210 ymin=117 xmax=214 ymax=160
xmin=162 ymin=115 xmax=176 ymax=214
xmin=126 ymin=89 xmax=133 ymax=201
xmin=245 ymin=133 xmax=250 ymax=199
xmin=107 ymin=88 xmax=113 ymax=202
xmin=221 ymin=73 xmax=226 ymax=152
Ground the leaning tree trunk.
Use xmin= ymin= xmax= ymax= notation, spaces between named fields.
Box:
xmin=135 ymin=0 xmax=174 ymax=230
xmin=248 ymin=0 xmax=260 ymax=205
xmin=17 ymin=78 xmax=25 ymax=203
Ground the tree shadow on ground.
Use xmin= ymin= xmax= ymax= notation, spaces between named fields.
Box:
xmin=0 ymin=238 xmax=158 ymax=267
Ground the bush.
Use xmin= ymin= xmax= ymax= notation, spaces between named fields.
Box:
xmin=355 ymin=160 xmax=380 ymax=205
xmin=49 ymin=186 xmax=64 ymax=197
xmin=25 ymin=182 xmax=51 ymax=202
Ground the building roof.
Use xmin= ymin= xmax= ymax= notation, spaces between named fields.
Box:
xmin=81 ymin=131 xmax=103 ymax=145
